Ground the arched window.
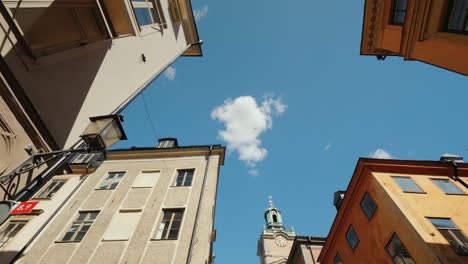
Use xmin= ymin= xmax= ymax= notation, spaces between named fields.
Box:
xmin=272 ymin=214 xmax=278 ymax=222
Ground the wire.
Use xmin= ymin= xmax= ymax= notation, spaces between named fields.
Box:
xmin=141 ymin=92 xmax=159 ymax=140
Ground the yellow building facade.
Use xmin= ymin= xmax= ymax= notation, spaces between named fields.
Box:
xmin=318 ymin=157 xmax=468 ymax=264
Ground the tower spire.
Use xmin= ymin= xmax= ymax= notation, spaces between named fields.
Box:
xmin=262 ymin=196 xmax=295 ymax=236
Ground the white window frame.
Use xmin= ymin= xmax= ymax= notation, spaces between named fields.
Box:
xmin=0 ymin=220 xmax=27 ymax=248
xmin=97 ymin=171 xmax=126 ymax=190
xmin=60 ymin=211 xmax=99 ymax=242
xmin=34 ymin=180 xmax=67 ymax=199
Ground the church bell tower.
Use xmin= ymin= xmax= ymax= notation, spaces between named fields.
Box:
xmin=257 ymin=197 xmax=295 ymax=264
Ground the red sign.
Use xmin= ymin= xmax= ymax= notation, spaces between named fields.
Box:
xmin=10 ymin=201 xmax=39 ymax=214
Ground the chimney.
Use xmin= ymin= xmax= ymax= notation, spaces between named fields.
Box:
xmin=157 ymin=138 xmax=178 ymax=148
xmin=440 ymin=153 xmax=464 ymax=163
xmin=333 ymin=191 xmax=346 ymax=211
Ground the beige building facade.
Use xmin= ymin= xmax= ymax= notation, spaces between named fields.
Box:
xmin=0 ymin=138 xmax=225 ymax=264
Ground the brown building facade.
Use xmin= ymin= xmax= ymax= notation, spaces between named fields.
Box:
xmin=318 ymin=157 xmax=468 ymax=264
xmin=361 ymin=0 xmax=468 ymax=75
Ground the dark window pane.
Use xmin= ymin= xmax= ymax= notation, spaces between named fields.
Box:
xmin=360 ymin=192 xmax=377 ymax=220
xmin=448 ymin=0 xmax=468 ymax=32
xmin=346 ymin=226 xmax=359 ymax=250
xmin=62 ymin=231 xmax=75 ymax=241
xmin=168 ymin=229 xmax=179 ymax=239
xmin=386 ymin=233 xmax=416 ymax=263
xmin=333 ymin=252 xmax=343 ymax=264
xmin=391 ymin=0 xmax=408 ymax=25
xmin=74 ymin=231 xmax=86 ymax=241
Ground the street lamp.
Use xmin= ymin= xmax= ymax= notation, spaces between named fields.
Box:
xmin=80 ymin=115 xmax=127 ymax=151
xmin=0 ymin=114 xmax=127 ymax=224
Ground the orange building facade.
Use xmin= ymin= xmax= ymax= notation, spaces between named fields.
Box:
xmin=361 ymin=0 xmax=468 ymax=75
xmin=318 ymin=157 xmax=468 ymax=264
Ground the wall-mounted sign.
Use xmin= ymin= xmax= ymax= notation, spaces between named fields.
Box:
xmin=10 ymin=201 xmax=39 ymax=215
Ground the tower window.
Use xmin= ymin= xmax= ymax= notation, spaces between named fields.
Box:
xmin=272 ymin=214 xmax=278 ymax=222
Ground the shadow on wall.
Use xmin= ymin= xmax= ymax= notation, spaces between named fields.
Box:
xmin=0 ymin=250 xmax=23 ymax=264
xmin=0 ymin=0 xmax=113 ymax=148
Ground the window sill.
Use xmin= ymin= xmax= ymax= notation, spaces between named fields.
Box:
xmin=55 ymin=240 xmax=81 ymax=243
xmin=30 ymin=197 xmax=52 ymax=201
xmin=444 ymin=193 xmax=468 ymax=196
xmin=403 ymin=191 xmax=427 ymax=194
xmin=138 ymin=25 xmax=163 ymax=37
xmin=19 ymin=39 xmax=113 ymax=72
xmin=150 ymin=238 xmax=178 ymax=241
xmin=102 ymin=239 xmax=129 ymax=242
xmin=170 ymin=185 xmax=192 ymax=188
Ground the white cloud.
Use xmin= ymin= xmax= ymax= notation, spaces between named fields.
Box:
xmin=323 ymin=144 xmax=332 ymax=151
xmin=194 ymin=5 xmax=208 ymax=22
xmin=369 ymin=148 xmax=393 ymax=159
xmin=164 ymin=66 xmax=176 ymax=81
xmin=211 ymin=96 xmax=286 ymax=171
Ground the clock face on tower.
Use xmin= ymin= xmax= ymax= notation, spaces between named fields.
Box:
xmin=275 ymin=235 xmax=287 ymax=247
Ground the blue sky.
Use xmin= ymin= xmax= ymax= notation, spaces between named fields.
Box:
xmin=113 ymin=0 xmax=468 ymax=262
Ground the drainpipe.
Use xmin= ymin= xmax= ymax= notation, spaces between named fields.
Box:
xmin=445 ymin=160 xmax=468 ymax=190
xmin=186 ymin=145 xmax=212 ymax=264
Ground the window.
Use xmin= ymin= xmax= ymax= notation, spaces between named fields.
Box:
xmin=155 ymin=209 xmax=184 ymax=240
xmin=427 ymin=218 xmax=468 ymax=255
xmin=385 ymin=233 xmax=416 ymax=264
xmin=333 ymin=252 xmax=344 ymax=264
xmin=35 ymin=180 xmax=66 ymax=198
xmin=431 ymin=179 xmax=464 ymax=194
xmin=61 ymin=211 xmax=98 ymax=242
xmin=390 ymin=0 xmax=408 ymax=25
xmin=133 ymin=171 xmax=160 ymax=188
xmin=360 ymin=192 xmax=377 ymax=220
xmin=98 ymin=172 xmax=125 ymax=190
xmin=391 ymin=177 xmax=424 ymax=193
xmin=5 ymin=1 xmax=110 ymax=57
xmin=0 ymin=221 xmax=27 ymax=248
xmin=131 ymin=0 xmax=167 ymax=29
xmin=175 ymin=169 xmax=194 ymax=186
xmin=447 ymin=0 xmax=468 ymax=34
xmin=346 ymin=225 xmax=359 ymax=251
xmin=103 ymin=210 xmax=141 ymax=241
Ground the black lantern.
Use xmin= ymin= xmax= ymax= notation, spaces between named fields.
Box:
xmin=80 ymin=115 xmax=127 ymax=151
